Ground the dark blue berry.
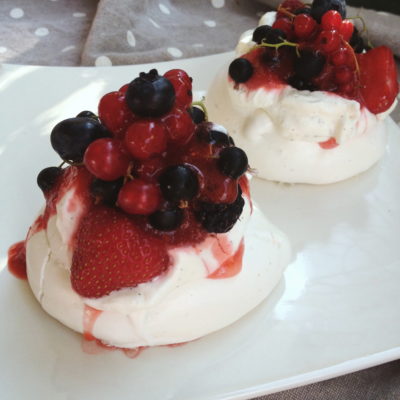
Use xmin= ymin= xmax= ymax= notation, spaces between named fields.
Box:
xmin=125 ymin=69 xmax=175 ymax=118
xmin=217 ymin=147 xmax=248 ymax=179
xmin=90 ymin=178 xmax=123 ymax=206
xmin=189 ymin=106 xmax=205 ymax=124
xmin=252 ymin=25 xmax=286 ymax=45
xmin=37 ymin=167 xmax=63 ymax=193
xmin=311 ymin=0 xmax=346 ymax=22
xmin=149 ymin=208 xmax=184 ymax=231
xmin=294 ymin=49 xmax=326 ymax=80
xmin=159 ymin=165 xmax=199 ymax=202
xmin=294 ymin=7 xmax=312 ymax=15
xmin=50 ymin=117 xmax=109 ymax=162
xmin=349 ymin=28 xmax=366 ymax=53
xmin=196 ymin=122 xmax=234 ymax=146
xmin=195 ymin=188 xmax=244 ymax=233
xmin=287 ymin=75 xmax=317 ymax=91
xmin=229 ymin=58 xmax=253 ymax=83
xmin=76 ymin=110 xmax=98 ymax=120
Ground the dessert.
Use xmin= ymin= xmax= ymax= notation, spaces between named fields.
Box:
xmin=8 ymin=68 xmax=290 ymax=350
xmin=206 ymin=0 xmax=399 ymax=184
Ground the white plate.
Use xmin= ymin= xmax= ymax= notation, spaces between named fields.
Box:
xmin=1 ymin=54 xmax=400 ymax=400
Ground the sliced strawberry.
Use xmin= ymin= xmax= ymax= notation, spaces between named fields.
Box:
xmin=357 ymin=46 xmax=399 ymax=114
xmin=71 ymin=206 xmax=170 ymax=298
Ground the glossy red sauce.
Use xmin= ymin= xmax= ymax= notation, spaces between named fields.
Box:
xmin=7 ymin=241 xmax=27 ymax=280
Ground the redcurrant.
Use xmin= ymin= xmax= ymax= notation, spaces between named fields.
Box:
xmin=84 ymin=138 xmax=131 ymax=181
xmin=272 ymin=17 xmax=293 ymax=40
xmin=118 ymin=179 xmax=161 ymax=215
xmin=321 ymin=10 xmax=342 ymax=30
xmin=294 ymin=14 xmax=317 ymax=39
xmin=162 ymin=107 xmax=195 ymax=144
xmin=124 ymin=120 xmax=167 ymax=160
xmin=334 ymin=65 xmax=353 ymax=84
xmin=318 ymin=30 xmax=341 ymax=53
xmin=339 ymin=20 xmax=354 ymax=42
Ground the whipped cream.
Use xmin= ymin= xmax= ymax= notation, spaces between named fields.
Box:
xmin=26 ymin=183 xmax=290 ymax=348
xmin=206 ymin=12 xmax=396 ymax=184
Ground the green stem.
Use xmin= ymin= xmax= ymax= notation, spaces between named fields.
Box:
xmin=255 ymin=39 xmax=300 ymax=57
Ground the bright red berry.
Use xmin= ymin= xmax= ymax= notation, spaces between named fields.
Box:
xmin=272 ymin=17 xmax=293 ymax=39
xmin=98 ymin=91 xmax=135 ymax=139
xmin=162 ymin=107 xmax=195 ymax=144
xmin=164 ymin=69 xmax=192 ymax=87
xmin=318 ymin=30 xmax=341 ymax=53
xmin=71 ymin=205 xmax=170 ymax=298
xmin=357 ymin=46 xmax=399 ymax=114
xmin=278 ymin=0 xmax=304 ymax=17
xmin=294 ymin=14 xmax=317 ymax=39
xmin=118 ymin=84 xmax=130 ymax=95
xmin=339 ymin=81 xmax=355 ymax=96
xmin=321 ymin=10 xmax=342 ymax=30
xmin=334 ymin=65 xmax=353 ymax=84
xmin=118 ymin=179 xmax=161 ymax=215
xmin=84 ymin=138 xmax=131 ymax=181
xmin=331 ymin=47 xmax=349 ymax=66
xmin=339 ymin=20 xmax=354 ymax=42
xmin=124 ymin=121 xmax=167 ymax=160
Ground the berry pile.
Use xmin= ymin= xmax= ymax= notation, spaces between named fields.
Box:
xmin=38 ymin=68 xmax=249 ymax=237
xmin=228 ymin=0 xmax=398 ymax=114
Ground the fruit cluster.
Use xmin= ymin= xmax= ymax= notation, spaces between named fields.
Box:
xmin=38 ymin=68 xmax=248 ymax=236
xmin=228 ymin=0 xmax=398 ymax=114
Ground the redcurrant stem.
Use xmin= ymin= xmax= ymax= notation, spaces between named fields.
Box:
xmin=342 ymin=38 xmax=360 ymax=76
xmin=58 ymin=161 xmax=66 ymax=168
xmin=191 ymin=100 xmax=208 ymax=121
xmin=347 ymin=15 xmax=373 ymax=48
xmin=124 ymin=162 xmax=134 ymax=183
xmin=256 ymin=40 xmax=300 ymax=57
xmin=277 ymin=5 xmax=295 ymax=19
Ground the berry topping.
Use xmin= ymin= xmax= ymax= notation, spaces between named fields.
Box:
xmin=294 ymin=49 xmax=326 ymax=80
xmin=311 ymin=0 xmax=346 ymax=23
xmin=217 ymin=147 xmax=248 ymax=179
xmin=76 ymin=110 xmax=98 ymax=120
xmin=321 ymin=10 xmax=342 ymax=30
xmin=125 ymin=69 xmax=175 ymax=118
xmin=37 ymin=167 xmax=63 ymax=193
xmin=164 ymin=69 xmax=192 ymax=108
xmin=189 ymin=106 xmax=206 ymax=124
xmin=293 ymin=14 xmax=317 ymax=39
xmin=195 ymin=188 xmax=245 ymax=233
xmin=317 ymin=29 xmax=341 ymax=53
xmin=83 ymin=138 xmax=131 ymax=181
xmin=71 ymin=206 xmax=170 ymax=298
xmin=162 ymin=107 xmax=195 ymax=143
xmin=118 ymin=179 xmax=161 ymax=215
xmin=98 ymin=90 xmax=135 ymax=138
xmin=229 ymin=58 xmax=254 ymax=84
xmin=124 ymin=120 xmax=167 ymax=160
xmin=149 ymin=208 xmax=184 ymax=231
xmin=253 ymin=25 xmax=286 ymax=45
xmin=90 ymin=177 xmax=123 ymax=206
xmin=50 ymin=117 xmax=109 ymax=162
xmin=159 ymin=165 xmax=199 ymax=202
xmin=357 ymin=46 xmax=399 ymax=114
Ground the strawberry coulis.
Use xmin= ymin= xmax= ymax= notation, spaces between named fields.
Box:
xmin=7 ymin=241 xmax=27 ymax=280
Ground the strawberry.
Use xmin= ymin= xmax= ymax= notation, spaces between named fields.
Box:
xmin=71 ymin=205 xmax=170 ymax=298
xmin=357 ymin=46 xmax=399 ymax=114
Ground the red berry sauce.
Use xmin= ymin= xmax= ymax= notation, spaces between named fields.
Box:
xmin=7 ymin=241 xmax=27 ymax=280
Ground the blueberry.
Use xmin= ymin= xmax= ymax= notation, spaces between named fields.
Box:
xmin=196 ymin=122 xmax=234 ymax=146
xmin=349 ymin=28 xmax=366 ymax=53
xmin=195 ymin=188 xmax=244 ymax=233
xmin=229 ymin=58 xmax=253 ymax=84
xmin=294 ymin=49 xmax=326 ymax=80
xmin=76 ymin=110 xmax=98 ymax=120
xmin=148 ymin=208 xmax=184 ymax=231
xmin=252 ymin=25 xmax=286 ymax=45
xmin=217 ymin=147 xmax=248 ymax=179
xmin=90 ymin=177 xmax=124 ymax=206
xmin=159 ymin=165 xmax=199 ymax=202
xmin=294 ymin=7 xmax=312 ymax=15
xmin=189 ymin=106 xmax=205 ymax=124
xmin=37 ymin=167 xmax=63 ymax=193
xmin=287 ymin=75 xmax=317 ymax=91
xmin=311 ymin=0 xmax=346 ymax=22
xmin=50 ymin=117 xmax=110 ymax=162
xmin=125 ymin=69 xmax=175 ymax=118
